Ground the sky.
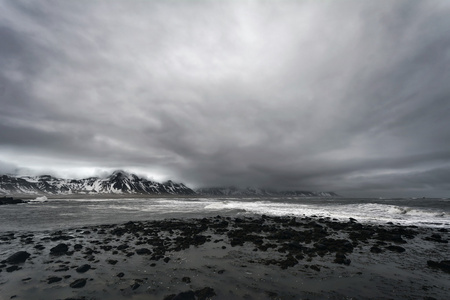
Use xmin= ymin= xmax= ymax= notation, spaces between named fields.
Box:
xmin=1 ymin=0 xmax=450 ymax=198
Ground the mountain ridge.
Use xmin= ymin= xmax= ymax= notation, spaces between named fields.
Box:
xmin=0 ymin=171 xmax=339 ymax=197
xmin=195 ymin=186 xmax=339 ymax=197
xmin=0 ymin=170 xmax=195 ymax=196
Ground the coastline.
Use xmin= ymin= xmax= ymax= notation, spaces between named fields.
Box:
xmin=1 ymin=215 xmax=449 ymax=300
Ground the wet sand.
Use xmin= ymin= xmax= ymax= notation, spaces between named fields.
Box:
xmin=1 ymin=215 xmax=449 ymax=300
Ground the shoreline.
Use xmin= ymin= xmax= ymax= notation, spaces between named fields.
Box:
xmin=1 ymin=215 xmax=449 ymax=299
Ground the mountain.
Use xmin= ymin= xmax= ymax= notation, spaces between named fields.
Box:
xmin=0 ymin=171 xmax=339 ymax=197
xmin=0 ymin=170 xmax=195 ymax=196
xmin=195 ymin=186 xmax=339 ymax=197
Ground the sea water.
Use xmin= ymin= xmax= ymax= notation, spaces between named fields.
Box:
xmin=0 ymin=197 xmax=449 ymax=232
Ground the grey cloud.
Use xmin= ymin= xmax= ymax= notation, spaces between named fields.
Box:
xmin=0 ymin=0 xmax=450 ymax=197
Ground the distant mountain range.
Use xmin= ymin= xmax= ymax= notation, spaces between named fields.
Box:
xmin=0 ymin=170 xmax=339 ymax=197
xmin=195 ymin=187 xmax=339 ymax=197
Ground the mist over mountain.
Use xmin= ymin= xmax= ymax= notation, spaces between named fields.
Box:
xmin=195 ymin=187 xmax=339 ymax=197
xmin=0 ymin=171 xmax=338 ymax=197
xmin=0 ymin=170 xmax=195 ymax=196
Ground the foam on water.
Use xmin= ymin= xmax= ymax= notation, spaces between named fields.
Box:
xmin=0 ymin=197 xmax=448 ymax=232
xmin=204 ymin=199 xmax=449 ymax=227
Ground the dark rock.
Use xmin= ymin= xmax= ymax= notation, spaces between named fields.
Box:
xmin=70 ymin=278 xmax=87 ymax=288
xmin=6 ymin=251 xmax=31 ymax=264
xmin=131 ymin=282 xmax=140 ymax=290
xmin=117 ymin=244 xmax=129 ymax=250
xmin=370 ymin=246 xmax=383 ymax=253
xmin=6 ymin=265 xmax=20 ymax=272
xmin=427 ymin=260 xmax=450 ymax=274
xmin=50 ymin=243 xmax=69 ymax=255
xmin=116 ymin=272 xmax=125 ymax=278
xmin=107 ymin=259 xmax=118 ymax=265
xmin=76 ymin=264 xmax=91 ymax=273
xmin=170 ymin=291 xmax=196 ymax=300
xmin=0 ymin=197 xmax=28 ymax=205
xmin=55 ymin=266 xmax=70 ymax=272
xmin=386 ymin=245 xmax=406 ymax=253
xmin=182 ymin=276 xmax=191 ymax=283
xmin=47 ymin=276 xmax=62 ymax=284
xmin=310 ymin=265 xmax=320 ymax=272
xmin=334 ymin=253 xmax=351 ymax=265
xmin=74 ymin=244 xmax=83 ymax=251
xmin=164 ymin=257 xmax=170 ymax=263
xmin=135 ymin=248 xmax=151 ymax=255
xmin=425 ymin=234 xmax=448 ymax=243
xmin=34 ymin=244 xmax=45 ymax=250
xmin=195 ymin=287 xmax=216 ymax=300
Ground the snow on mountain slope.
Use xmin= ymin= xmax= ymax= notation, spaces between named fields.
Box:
xmin=0 ymin=171 xmax=195 ymax=196
xmin=0 ymin=171 xmax=339 ymax=197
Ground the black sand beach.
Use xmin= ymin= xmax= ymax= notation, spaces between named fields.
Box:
xmin=1 ymin=215 xmax=449 ymax=300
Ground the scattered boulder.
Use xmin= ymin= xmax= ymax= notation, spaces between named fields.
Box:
xmin=135 ymin=248 xmax=151 ymax=255
xmin=427 ymin=260 xmax=450 ymax=274
xmin=6 ymin=251 xmax=31 ymax=264
xmin=370 ymin=246 xmax=383 ymax=253
xmin=131 ymin=282 xmax=140 ymax=290
xmin=334 ymin=253 xmax=351 ymax=265
xmin=76 ymin=264 xmax=91 ymax=273
xmin=425 ymin=234 xmax=448 ymax=244
xmin=386 ymin=245 xmax=406 ymax=253
xmin=70 ymin=278 xmax=87 ymax=288
xmin=50 ymin=243 xmax=69 ymax=255
xmin=47 ymin=276 xmax=62 ymax=284
xmin=165 ymin=291 xmax=195 ymax=300
xmin=6 ymin=265 xmax=20 ymax=272
xmin=107 ymin=259 xmax=118 ymax=265
xmin=195 ymin=287 xmax=216 ymax=300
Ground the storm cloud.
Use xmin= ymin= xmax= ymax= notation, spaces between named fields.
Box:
xmin=1 ymin=0 xmax=450 ymax=197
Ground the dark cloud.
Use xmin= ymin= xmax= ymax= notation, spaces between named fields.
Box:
xmin=1 ymin=0 xmax=450 ymax=197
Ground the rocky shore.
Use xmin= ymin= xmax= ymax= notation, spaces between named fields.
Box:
xmin=0 ymin=197 xmax=28 ymax=205
xmin=1 ymin=215 xmax=449 ymax=299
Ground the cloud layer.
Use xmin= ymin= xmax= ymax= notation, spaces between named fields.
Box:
xmin=1 ymin=1 xmax=450 ymax=197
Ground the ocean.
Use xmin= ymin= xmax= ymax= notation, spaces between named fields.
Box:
xmin=1 ymin=197 xmax=449 ymax=232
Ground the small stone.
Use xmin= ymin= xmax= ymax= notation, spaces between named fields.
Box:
xmin=135 ymin=248 xmax=151 ymax=255
xmin=131 ymin=282 xmax=140 ymax=290
xmin=370 ymin=246 xmax=383 ymax=253
xmin=116 ymin=272 xmax=125 ymax=278
xmin=107 ymin=259 xmax=118 ymax=265
xmin=386 ymin=245 xmax=406 ymax=253
xmin=182 ymin=276 xmax=191 ymax=283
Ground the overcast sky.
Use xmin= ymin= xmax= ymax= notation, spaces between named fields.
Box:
xmin=1 ymin=1 xmax=450 ymax=197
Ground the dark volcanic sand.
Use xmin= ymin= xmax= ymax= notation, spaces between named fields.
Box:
xmin=0 ymin=215 xmax=449 ymax=300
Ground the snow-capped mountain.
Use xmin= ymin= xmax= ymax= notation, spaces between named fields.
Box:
xmin=0 ymin=171 xmax=339 ymax=197
xmin=195 ymin=186 xmax=339 ymax=197
xmin=0 ymin=170 xmax=195 ymax=196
